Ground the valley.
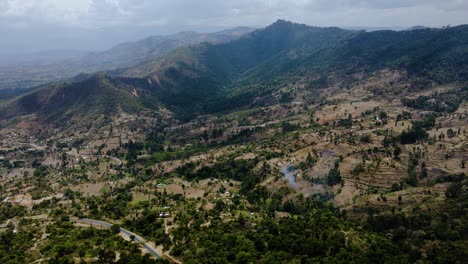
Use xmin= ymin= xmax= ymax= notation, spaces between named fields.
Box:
xmin=0 ymin=20 xmax=467 ymax=263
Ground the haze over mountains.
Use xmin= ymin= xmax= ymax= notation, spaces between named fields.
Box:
xmin=0 ymin=26 xmax=255 ymax=90
xmin=0 ymin=23 xmax=445 ymax=92
xmin=1 ymin=20 xmax=467 ymax=124
xmin=0 ymin=17 xmax=467 ymax=263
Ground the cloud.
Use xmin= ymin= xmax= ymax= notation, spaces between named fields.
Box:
xmin=0 ymin=0 xmax=466 ymax=53
xmin=0 ymin=0 xmax=90 ymax=25
xmin=0 ymin=0 xmax=467 ymax=28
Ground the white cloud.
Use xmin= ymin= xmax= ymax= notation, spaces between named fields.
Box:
xmin=0 ymin=0 xmax=467 ymax=34
xmin=0 ymin=0 xmax=90 ymax=24
xmin=0 ymin=0 xmax=466 ymax=28
xmin=0 ymin=0 xmax=466 ymax=53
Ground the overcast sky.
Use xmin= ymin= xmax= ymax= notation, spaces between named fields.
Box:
xmin=1 ymin=0 xmax=467 ymax=54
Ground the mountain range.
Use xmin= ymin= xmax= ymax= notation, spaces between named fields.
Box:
xmin=1 ymin=20 xmax=467 ymax=124
xmin=1 ymin=20 xmax=467 ymax=264
xmin=0 ymin=26 xmax=255 ymax=91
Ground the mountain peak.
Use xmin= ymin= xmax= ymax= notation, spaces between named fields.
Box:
xmin=264 ymin=19 xmax=311 ymax=32
xmin=270 ymin=19 xmax=295 ymax=28
xmin=273 ymin=19 xmax=292 ymax=25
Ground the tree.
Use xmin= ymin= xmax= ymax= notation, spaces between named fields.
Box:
xmin=447 ymin=128 xmax=456 ymax=138
xmin=111 ymin=224 xmax=121 ymax=235
xmin=306 ymin=153 xmax=315 ymax=165
xmin=391 ymin=183 xmax=401 ymax=192
xmin=215 ymin=200 xmax=226 ymax=212
xmin=393 ymin=146 xmax=401 ymax=160
xmin=421 ymin=162 xmax=428 ymax=178
xmin=352 ymin=163 xmax=364 ymax=176
xmin=360 ymin=134 xmax=371 ymax=143
xmin=98 ymin=249 xmax=116 ymax=264
xmin=445 ymin=183 xmax=462 ymax=198
xmin=327 ymin=160 xmax=342 ymax=186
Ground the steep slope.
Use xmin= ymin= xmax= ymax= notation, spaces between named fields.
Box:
xmin=0 ymin=27 xmax=255 ymax=90
xmin=76 ymin=26 xmax=255 ymax=74
xmin=299 ymin=25 xmax=468 ymax=81
xmin=122 ymin=20 xmax=355 ymax=117
xmin=0 ymin=86 xmax=38 ymax=104
xmin=121 ymin=21 xmax=468 ymax=119
xmin=2 ymin=20 xmax=468 ymax=124
xmin=0 ymin=74 xmax=156 ymax=122
xmin=216 ymin=20 xmax=355 ymax=72
xmin=125 ymin=20 xmax=354 ymax=79
xmin=234 ymin=25 xmax=468 ymax=92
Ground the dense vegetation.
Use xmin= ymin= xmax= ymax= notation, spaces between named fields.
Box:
xmin=399 ymin=114 xmax=436 ymax=144
xmin=171 ymin=158 xmax=262 ymax=193
xmin=402 ymin=87 xmax=467 ymax=112
xmin=171 ymin=202 xmax=407 ymax=263
xmin=365 ymin=181 xmax=468 ymax=263
xmin=0 ymin=220 xmax=167 ymax=264
xmin=42 ymin=221 xmax=162 ymax=264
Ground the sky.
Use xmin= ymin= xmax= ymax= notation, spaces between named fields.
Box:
xmin=0 ymin=0 xmax=467 ymax=54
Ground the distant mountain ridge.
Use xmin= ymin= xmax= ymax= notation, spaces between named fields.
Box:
xmin=1 ymin=20 xmax=467 ymax=125
xmin=76 ymin=26 xmax=256 ymax=73
xmin=0 ymin=26 xmax=255 ymax=90
xmin=116 ymin=20 xmax=468 ymax=118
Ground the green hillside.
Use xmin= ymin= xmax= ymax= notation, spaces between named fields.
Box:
xmin=2 ymin=21 xmax=468 ymax=122
xmin=119 ymin=21 xmax=468 ymax=119
xmin=0 ymin=74 xmax=157 ymax=122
